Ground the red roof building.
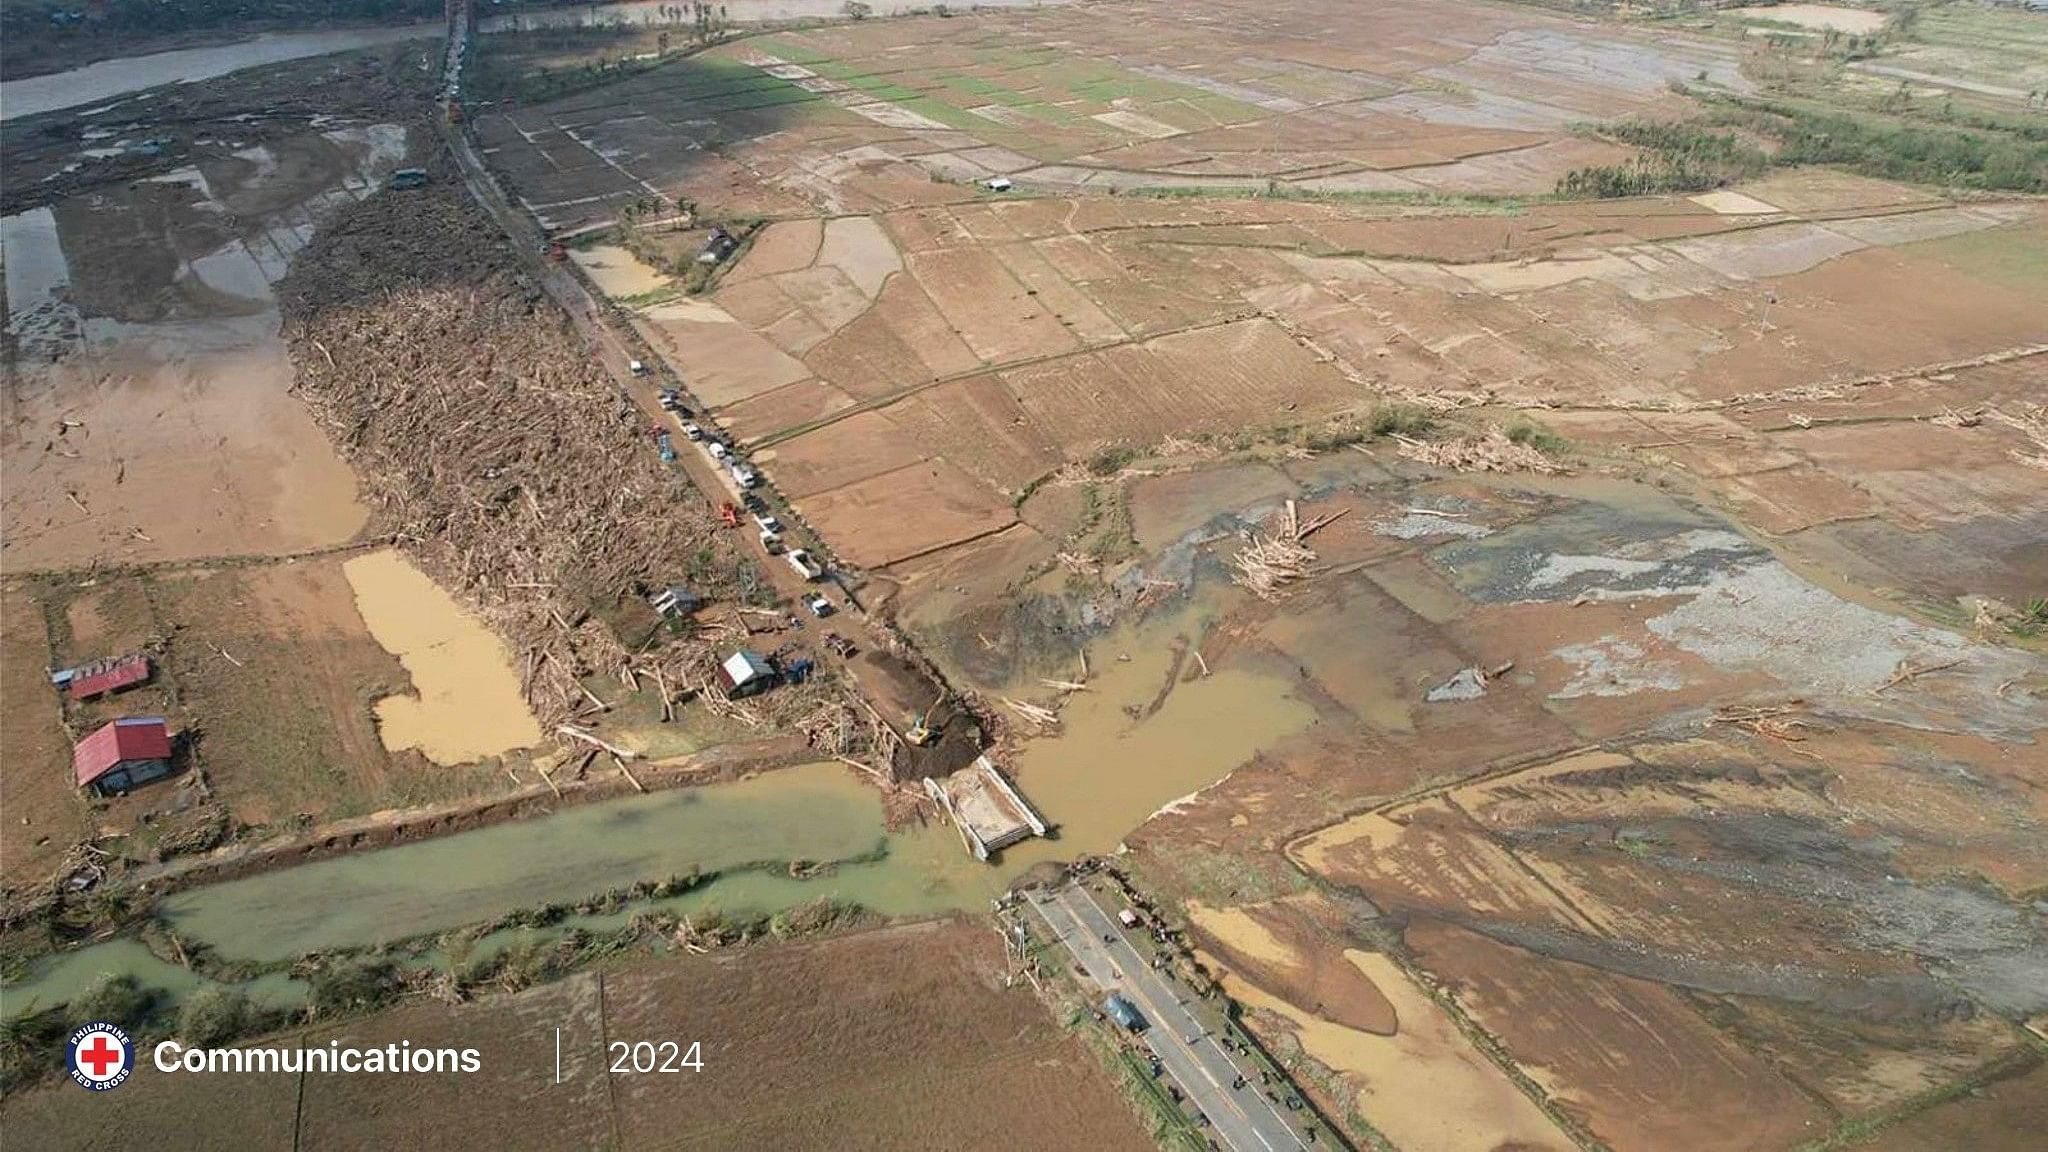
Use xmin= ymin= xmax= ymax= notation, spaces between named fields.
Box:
xmin=73 ymin=717 xmax=174 ymax=795
xmin=66 ymin=654 xmax=152 ymax=701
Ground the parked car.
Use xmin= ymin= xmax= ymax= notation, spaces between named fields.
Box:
xmin=730 ymin=463 xmax=759 ymax=488
xmin=1103 ymin=994 xmax=1148 ymax=1033
xmin=753 ymin=513 xmax=783 ymax=534
xmin=805 ymin=593 xmax=833 ymax=617
xmin=629 ymin=359 xmax=648 ymax=376
xmin=706 ymin=441 xmax=729 ymax=461
xmin=658 ymin=389 xmax=685 ymax=411
xmin=759 ymin=529 xmax=784 ymax=554
xmin=786 ymin=549 xmax=824 ymax=580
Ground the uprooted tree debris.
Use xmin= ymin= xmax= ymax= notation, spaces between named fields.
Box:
xmin=276 ymin=178 xmax=833 ymax=739
xmin=1392 ymin=428 xmax=1566 ymax=475
xmin=1232 ymin=499 xmax=1348 ymax=601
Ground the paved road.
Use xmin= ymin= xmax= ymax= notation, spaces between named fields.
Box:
xmin=1031 ymin=886 xmax=1304 ymax=1152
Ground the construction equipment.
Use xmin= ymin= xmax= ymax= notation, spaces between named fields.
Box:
xmin=906 ymin=689 xmax=944 ymax=746
xmin=656 ymin=432 xmax=676 ymax=463
xmin=718 ymin=502 xmax=740 ymax=528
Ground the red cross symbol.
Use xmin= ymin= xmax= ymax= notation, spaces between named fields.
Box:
xmin=78 ymin=1035 xmax=123 ymax=1077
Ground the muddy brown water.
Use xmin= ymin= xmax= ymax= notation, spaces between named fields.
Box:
xmin=342 ymin=549 xmax=543 ymax=765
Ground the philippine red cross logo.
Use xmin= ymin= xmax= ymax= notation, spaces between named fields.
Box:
xmin=68 ymin=1022 xmax=133 ymax=1091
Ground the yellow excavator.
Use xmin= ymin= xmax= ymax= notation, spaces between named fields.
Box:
xmin=905 ymin=690 xmax=945 ymax=746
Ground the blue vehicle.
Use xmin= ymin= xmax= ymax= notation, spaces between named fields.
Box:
xmin=1104 ymin=994 xmax=1148 ymax=1033
xmin=656 ymin=433 xmax=676 ymax=463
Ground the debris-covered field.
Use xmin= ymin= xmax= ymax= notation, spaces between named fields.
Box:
xmin=449 ymin=2 xmax=2048 ymax=1148
xmin=4 ymin=1 xmax=2045 ymax=1148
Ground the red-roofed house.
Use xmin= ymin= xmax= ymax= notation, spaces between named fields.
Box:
xmin=74 ymin=717 xmax=174 ymax=796
xmin=66 ymin=654 xmax=152 ymax=701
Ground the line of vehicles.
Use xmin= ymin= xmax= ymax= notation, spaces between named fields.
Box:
xmin=655 ymin=383 xmax=835 ymax=617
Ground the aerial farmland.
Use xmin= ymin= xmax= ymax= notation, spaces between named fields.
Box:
xmin=3 ymin=0 xmax=2045 ymax=1149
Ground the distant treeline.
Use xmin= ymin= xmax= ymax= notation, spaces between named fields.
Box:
xmin=1562 ymin=95 xmax=2048 ymax=198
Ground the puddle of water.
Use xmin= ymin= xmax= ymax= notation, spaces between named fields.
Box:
xmin=2 ymin=208 xmax=73 ymax=315
xmin=158 ymin=763 xmax=898 ymax=962
xmin=567 ymin=245 xmax=672 ymax=299
xmin=342 ymin=550 xmax=543 ymax=765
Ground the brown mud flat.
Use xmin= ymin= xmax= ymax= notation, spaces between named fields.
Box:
xmin=1282 ymin=720 xmax=2046 ymax=1149
xmin=0 ymin=920 xmax=1157 ymax=1152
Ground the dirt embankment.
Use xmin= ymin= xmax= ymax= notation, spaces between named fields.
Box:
xmin=274 ymin=169 xmax=761 ymax=730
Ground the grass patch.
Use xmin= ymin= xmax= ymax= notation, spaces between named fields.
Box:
xmin=1504 ymin=416 xmax=1570 ymax=457
xmin=1368 ymin=402 xmax=1435 ymax=439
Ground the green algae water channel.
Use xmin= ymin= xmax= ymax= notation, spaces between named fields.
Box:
xmin=157 ymin=763 xmax=939 ymax=963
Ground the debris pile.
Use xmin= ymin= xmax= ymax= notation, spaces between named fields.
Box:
xmin=277 ymin=183 xmax=751 ymax=730
xmin=1393 ymin=429 xmax=1565 ymax=475
xmin=1232 ymin=500 xmax=1348 ymax=601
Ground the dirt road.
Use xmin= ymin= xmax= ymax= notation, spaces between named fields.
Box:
xmin=433 ymin=62 xmax=946 ymax=758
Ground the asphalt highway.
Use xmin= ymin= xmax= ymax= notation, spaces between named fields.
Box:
xmin=1030 ymin=885 xmax=1304 ymax=1152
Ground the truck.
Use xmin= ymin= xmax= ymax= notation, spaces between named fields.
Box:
xmin=729 ymin=462 xmax=759 ymax=488
xmin=1103 ymin=994 xmax=1147 ymax=1033
xmin=786 ymin=549 xmax=825 ymax=580
xmin=387 ymin=168 xmax=429 ymax=190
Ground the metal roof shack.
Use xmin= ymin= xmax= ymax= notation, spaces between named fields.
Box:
xmin=716 ymin=650 xmax=775 ymax=698
xmin=64 ymin=654 xmax=152 ymax=701
xmin=74 ymin=717 xmax=174 ymax=796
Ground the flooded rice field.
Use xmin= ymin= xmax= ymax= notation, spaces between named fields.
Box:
xmin=342 ymin=549 xmax=543 ymax=764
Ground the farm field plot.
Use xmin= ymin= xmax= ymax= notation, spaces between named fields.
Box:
xmin=1 ymin=921 xmax=1156 ymax=1152
xmin=472 ymin=0 xmax=1751 ymax=230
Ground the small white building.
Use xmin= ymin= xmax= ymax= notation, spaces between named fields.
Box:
xmin=717 ymin=650 xmax=775 ymax=698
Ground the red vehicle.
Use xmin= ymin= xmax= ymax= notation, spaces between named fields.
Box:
xmin=718 ymin=503 xmax=741 ymax=528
